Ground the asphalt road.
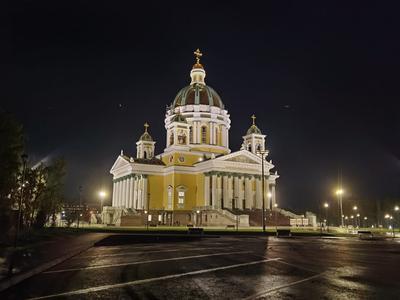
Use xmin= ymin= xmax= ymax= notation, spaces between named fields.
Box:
xmin=2 ymin=235 xmax=400 ymax=299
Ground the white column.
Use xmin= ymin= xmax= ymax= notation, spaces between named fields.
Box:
xmin=228 ymin=176 xmax=233 ymax=208
xmin=265 ymin=180 xmax=271 ymax=210
xmin=233 ymin=176 xmax=239 ymax=209
xmin=133 ymin=177 xmax=137 ymax=209
xmin=197 ymin=122 xmax=201 ymax=143
xmin=211 ymin=174 xmax=217 ymax=208
xmin=271 ymin=184 xmax=276 ymax=209
xmin=226 ymin=127 xmax=229 ymax=149
xmin=137 ymin=177 xmax=142 ymax=209
xmin=222 ymin=175 xmax=228 ymax=209
xmin=256 ymin=177 xmax=262 ymax=209
xmin=204 ymin=175 xmax=210 ymax=207
xmin=210 ymin=122 xmax=214 ymax=144
xmin=216 ymin=175 xmax=222 ymax=208
xmin=245 ymin=177 xmax=251 ymax=209
xmin=128 ymin=177 xmax=133 ymax=208
xmin=125 ymin=178 xmax=130 ymax=208
xmin=120 ymin=180 xmax=125 ymax=208
xmin=143 ymin=176 xmax=148 ymax=210
xmin=116 ymin=181 xmax=121 ymax=207
xmin=112 ymin=181 xmax=117 ymax=206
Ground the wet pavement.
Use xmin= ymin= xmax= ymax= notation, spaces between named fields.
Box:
xmin=2 ymin=235 xmax=400 ymax=299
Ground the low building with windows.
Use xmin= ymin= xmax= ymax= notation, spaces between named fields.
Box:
xmin=107 ymin=50 xmax=280 ymax=226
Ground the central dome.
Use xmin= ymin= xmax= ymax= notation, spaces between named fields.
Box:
xmin=171 ymin=84 xmax=224 ymax=109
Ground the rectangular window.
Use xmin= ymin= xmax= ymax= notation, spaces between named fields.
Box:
xmin=178 ymin=191 xmax=185 ymax=204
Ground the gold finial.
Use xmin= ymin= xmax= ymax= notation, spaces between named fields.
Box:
xmin=251 ymin=114 xmax=256 ymax=125
xmin=194 ymin=48 xmax=203 ymax=64
xmin=144 ymin=122 xmax=149 ymax=132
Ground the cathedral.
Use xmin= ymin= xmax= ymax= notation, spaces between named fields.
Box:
xmin=107 ymin=50 xmax=280 ymax=227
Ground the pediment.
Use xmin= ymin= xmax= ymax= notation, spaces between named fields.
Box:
xmin=225 ymin=155 xmax=259 ymax=164
xmin=215 ymin=150 xmax=261 ymax=165
xmin=110 ymin=155 xmax=130 ymax=173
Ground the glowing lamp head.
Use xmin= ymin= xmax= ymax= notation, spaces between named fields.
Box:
xmin=335 ymin=189 xmax=344 ymax=196
xmin=395 ymin=206 xmax=399 ymax=211
xmin=98 ymin=191 xmax=106 ymax=199
xmin=324 ymin=203 xmax=329 ymax=208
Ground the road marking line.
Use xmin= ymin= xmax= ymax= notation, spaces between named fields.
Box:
xmin=43 ymin=251 xmax=252 ymax=274
xmin=244 ymin=271 xmax=328 ymax=300
xmin=29 ymin=258 xmax=281 ymax=300
xmin=75 ymin=247 xmax=230 ymax=259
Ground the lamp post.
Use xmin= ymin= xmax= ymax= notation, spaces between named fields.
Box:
xmin=335 ymin=189 xmax=344 ymax=227
xmin=77 ymin=185 xmax=83 ymax=228
xmin=274 ymin=203 xmax=278 ymax=233
xmin=395 ymin=206 xmax=399 ymax=236
xmin=363 ymin=216 xmax=368 ymax=228
xmin=324 ymin=202 xmax=329 ymax=232
xmin=196 ymin=210 xmax=200 ymax=227
xmin=258 ymin=150 xmax=268 ymax=233
xmin=234 ymin=196 xmax=239 ymax=231
xmin=98 ymin=190 xmax=106 ymax=224
xmin=356 ymin=213 xmax=360 ymax=228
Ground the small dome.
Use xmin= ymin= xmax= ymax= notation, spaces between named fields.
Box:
xmin=171 ymin=84 xmax=224 ymax=109
xmin=139 ymin=123 xmax=153 ymax=141
xmin=246 ymin=124 xmax=262 ymax=135
xmin=171 ymin=114 xmax=187 ymax=123
xmin=139 ymin=132 xmax=153 ymax=141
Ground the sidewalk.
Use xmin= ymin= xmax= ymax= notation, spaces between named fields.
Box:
xmin=0 ymin=231 xmax=108 ymax=291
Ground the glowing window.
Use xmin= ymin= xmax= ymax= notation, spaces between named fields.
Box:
xmin=178 ymin=191 xmax=185 ymax=204
xmin=201 ymin=126 xmax=207 ymax=143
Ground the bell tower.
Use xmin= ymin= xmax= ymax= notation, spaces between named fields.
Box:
xmin=242 ymin=115 xmax=267 ymax=155
xmin=136 ymin=123 xmax=155 ymax=159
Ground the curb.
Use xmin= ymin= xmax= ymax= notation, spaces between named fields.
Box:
xmin=0 ymin=240 xmax=98 ymax=292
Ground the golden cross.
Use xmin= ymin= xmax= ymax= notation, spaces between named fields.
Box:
xmin=144 ymin=122 xmax=149 ymax=132
xmin=194 ymin=48 xmax=203 ymax=64
xmin=251 ymin=114 xmax=256 ymax=125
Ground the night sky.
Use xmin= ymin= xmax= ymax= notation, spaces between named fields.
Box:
xmin=1 ymin=1 xmax=399 ymax=212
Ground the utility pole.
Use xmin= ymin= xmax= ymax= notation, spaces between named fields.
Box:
xmin=77 ymin=185 xmax=82 ymax=228
xmin=258 ymin=150 xmax=268 ymax=233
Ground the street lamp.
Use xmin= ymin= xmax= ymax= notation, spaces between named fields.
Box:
xmin=363 ymin=216 xmax=368 ymax=228
xmin=356 ymin=213 xmax=360 ymax=228
xmin=98 ymin=190 xmax=106 ymax=224
xmin=335 ymin=189 xmax=344 ymax=227
xmin=324 ymin=202 xmax=329 ymax=232
xmin=257 ymin=150 xmax=268 ymax=233
xmin=196 ymin=210 xmax=200 ymax=227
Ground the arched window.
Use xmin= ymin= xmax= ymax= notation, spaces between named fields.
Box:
xmin=167 ymin=186 xmax=173 ymax=210
xmin=247 ymin=144 xmax=252 ymax=152
xmin=169 ymin=132 xmax=174 ymax=146
xmin=256 ymin=144 xmax=261 ymax=152
xmin=143 ymin=151 xmax=147 ymax=159
xmin=215 ymin=127 xmax=219 ymax=145
xmin=189 ymin=126 xmax=193 ymax=143
xmin=201 ymin=126 xmax=207 ymax=144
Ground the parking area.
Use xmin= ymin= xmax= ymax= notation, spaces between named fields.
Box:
xmin=2 ymin=235 xmax=400 ymax=299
